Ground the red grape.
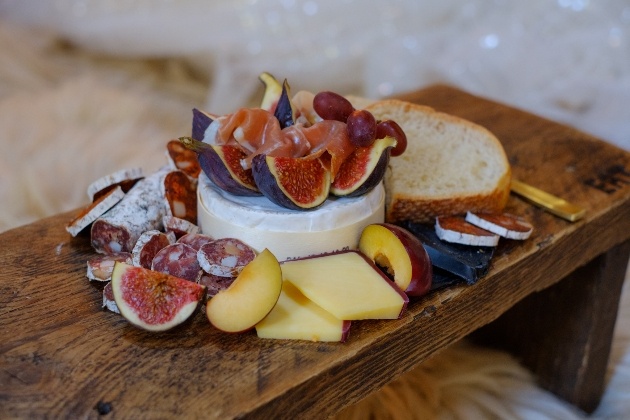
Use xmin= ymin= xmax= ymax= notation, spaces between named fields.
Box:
xmin=347 ymin=109 xmax=377 ymax=147
xmin=313 ymin=91 xmax=355 ymax=122
xmin=376 ymin=120 xmax=407 ymax=156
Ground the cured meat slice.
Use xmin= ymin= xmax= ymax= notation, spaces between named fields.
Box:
xmin=435 ymin=216 xmax=500 ymax=247
xmin=198 ymin=273 xmax=236 ymax=298
xmin=66 ymin=186 xmax=125 ymax=237
xmin=465 ymin=212 xmax=533 ymax=240
xmin=87 ymin=252 xmax=132 ymax=282
xmin=177 ymin=232 xmax=215 ymax=251
xmin=284 ymin=119 xmax=355 ymax=179
xmin=131 ymin=230 xmax=174 ymax=269
xmin=162 ymin=170 xmax=198 ymax=224
xmin=165 ymin=139 xmax=201 ymax=179
xmin=87 ymin=167 xmax=144 ymax=202
xmin=102 ymin=281 xmax=120 ymax=314
xmin=163 ymin=215 xmax=200 ymax=239
xmin=197 ymin=238 xmax=257 ymax=277
xmin=151 ymin=243 xmax=202 ymax=282
xmin=90 ymin=170 xmax=167 ymax=254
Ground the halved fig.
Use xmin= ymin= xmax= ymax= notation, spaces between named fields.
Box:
xmin=192 ymin=108 xmax=216 ymax=142
xmin=179 ymin=136 xmax=261 ymax=196
xmin=252 ymin=154 xmax=331 ymax=210
xmin=111 ymin=262 xmax=206 ymax=332
xmin=259 ymin=72 xmax=283 ymax=112
xmin=330 ymin=136 xmax=397 ymax=197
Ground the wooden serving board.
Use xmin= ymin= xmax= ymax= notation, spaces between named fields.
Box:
xmin=1 ymin=85 xmax=629 ymax=419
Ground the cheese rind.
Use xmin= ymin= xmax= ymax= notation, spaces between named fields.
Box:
xmin=197 ymin=174 xmax=385 ymax=261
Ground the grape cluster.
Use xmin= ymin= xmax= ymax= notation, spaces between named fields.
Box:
xmin=313 ymin=91 xmax=407 ymax=156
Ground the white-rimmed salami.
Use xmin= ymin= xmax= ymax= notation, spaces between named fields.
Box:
xmin=163 ymin=215 xmax=200 ymax=239
xmin=198 ymin=273 xmax=236 ymax=298
xmin=87 ymin=167 xmax=144 ymax=202
xmin=162 ymin=170 xmax=197 ymax=224
xmin=102 ymin=281 xmax=120 ymax=314
xmin=66 ymin=186 xmax=125 ymax=237
xmin=165 ymin=139 xmax=201 ymax=179
xmin=435 ymin=216 xmax=500 ymax=247
xmin=131 ymin=230 xmax=174 ymax=269
xmin=177 ymin=233 xmax=215 ymax=251
xmin=151 ymin=243 xmax=202 ymax=282
xmin=90 ymin=170 xmax=167 ymax=254
xmin=465 ymin=212 xmax=533 ymax=240
xmin=197 ymin=238 xmax=256 ymax=277
xmin=87 ymin=252 xmax=132 ymax=282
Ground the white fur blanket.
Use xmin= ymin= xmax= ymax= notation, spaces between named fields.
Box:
xmin=1 ymin=15 xmax=629 ymax=420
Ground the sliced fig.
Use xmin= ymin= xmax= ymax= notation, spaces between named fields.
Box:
xmin=252 ymin=154 xmax=331 ymax=210
xmin=274 ymin=79 xmax=297 ymax=129
xmin=331 ymin=136 xmax=397 ymax=197
xmin=192 ymin=108 xmax=215 ymax=142
xmin=111 ymin=262 xmax=206 ymax=332
xmin=258 ymin=72 xmax=283 ymax=112
xmin=179 ymin=136 xmax=261 ymax=196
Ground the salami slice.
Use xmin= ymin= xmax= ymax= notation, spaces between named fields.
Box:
xmin=165 ymin=139 xmax=201 ymax=179
xmin=102 ymin=282 xmax=120 ymax=314
xmin=465 ymin=212 xmax=533 ymax=240
xmin=151 ymin=243 xmax=202 ymax=282
xmin=87 ymin=167 xmax=144 ymax=201
xmin=177 ymin=232 xmax=215 ymax=251
xmin=197 ymin=238 xmax=256 ymax=277
xmin=87 ymin=252 xmax=132 ymax=282
xmin=90 ymin=170 xmax=167 ymax=254
xmin=163 ymin=215 xmax=200 ymax=239
xmin=198 ymin=273 xmax=236 ymax=298
xmin=131 ymin=230 xmax=174 ymax=269
xmin=66 ymin=186 xmax=125 ymax=237
xmin=162 ymin=170 xmax=197 ymax=224
xmin=435 ymin=216 xmax=500 ymax=247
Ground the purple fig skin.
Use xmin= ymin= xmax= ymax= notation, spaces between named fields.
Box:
xmin=342 ymin=149 xmax=390 ymax=198
xmin=251 ymin=154 xmax=329 ymax=211
xmin=199 ymin=147 xmax=261 ymax=197
xmin=331 ymin=136 xmax=396 ymax=197
xmin=192 ymin=108 xmax=214 ymax=141
xmin=274 ymin=80 xmax=296 ymax=129
xmin=178 ymin=137 xmax=261 ymax=196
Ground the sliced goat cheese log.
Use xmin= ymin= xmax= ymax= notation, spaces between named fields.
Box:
xmin=465 ymin=212 xmax=533 ymax=240
xmin=435 ymin=216 xmax=500 ymax=247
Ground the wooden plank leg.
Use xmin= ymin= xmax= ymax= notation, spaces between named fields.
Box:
xmin=471 ymin=239 xmax=630 ymax=413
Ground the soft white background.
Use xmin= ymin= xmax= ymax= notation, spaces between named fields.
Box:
xmin=0 ymin=1 xmax=629 ymax=418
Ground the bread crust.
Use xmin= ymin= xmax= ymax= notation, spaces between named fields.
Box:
xmin=366 ymin=99 xmax=512 ymax=224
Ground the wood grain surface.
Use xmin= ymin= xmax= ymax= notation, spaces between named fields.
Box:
xmin=1 ymin=85 xmax=629 ymax=419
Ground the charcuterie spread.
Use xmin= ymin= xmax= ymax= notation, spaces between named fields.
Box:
xmin=64 ymin=72 xmax=532 ymax=342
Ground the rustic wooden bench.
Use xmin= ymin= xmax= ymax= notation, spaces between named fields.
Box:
xmin=1 ymin=85 xmax=629 ymax=418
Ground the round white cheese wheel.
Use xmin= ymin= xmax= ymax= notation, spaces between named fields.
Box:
xmin=197 ymin=174 xmax=385 ymax=261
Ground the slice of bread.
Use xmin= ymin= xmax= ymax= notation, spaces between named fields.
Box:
xmin=365 ymin=99 xmax=511 ymax=224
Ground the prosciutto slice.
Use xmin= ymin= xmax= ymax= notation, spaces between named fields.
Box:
xmin=210 ymin=108 xmax=355 ymax=177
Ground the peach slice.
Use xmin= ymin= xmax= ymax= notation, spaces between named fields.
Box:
xmin=255 ymin=281 xmax=351 ymax=342
xmin=359 ymin=223 xmax=432 ymax=297
xmin=280 ymin=250 xmax=408 ymax=320
xmin=206 ymin=248 xmax=282 ymax=333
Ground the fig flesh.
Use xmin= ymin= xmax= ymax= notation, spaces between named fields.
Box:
xmin=179 ymin=136 xmax=261 ymax=196
xmin=111 ymin=262 xmax=206 ymax=332
xmin=331 ymin=136 xmax=397 ymax=197
xmin=252 ymin=154 xmax=331 ymax=210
